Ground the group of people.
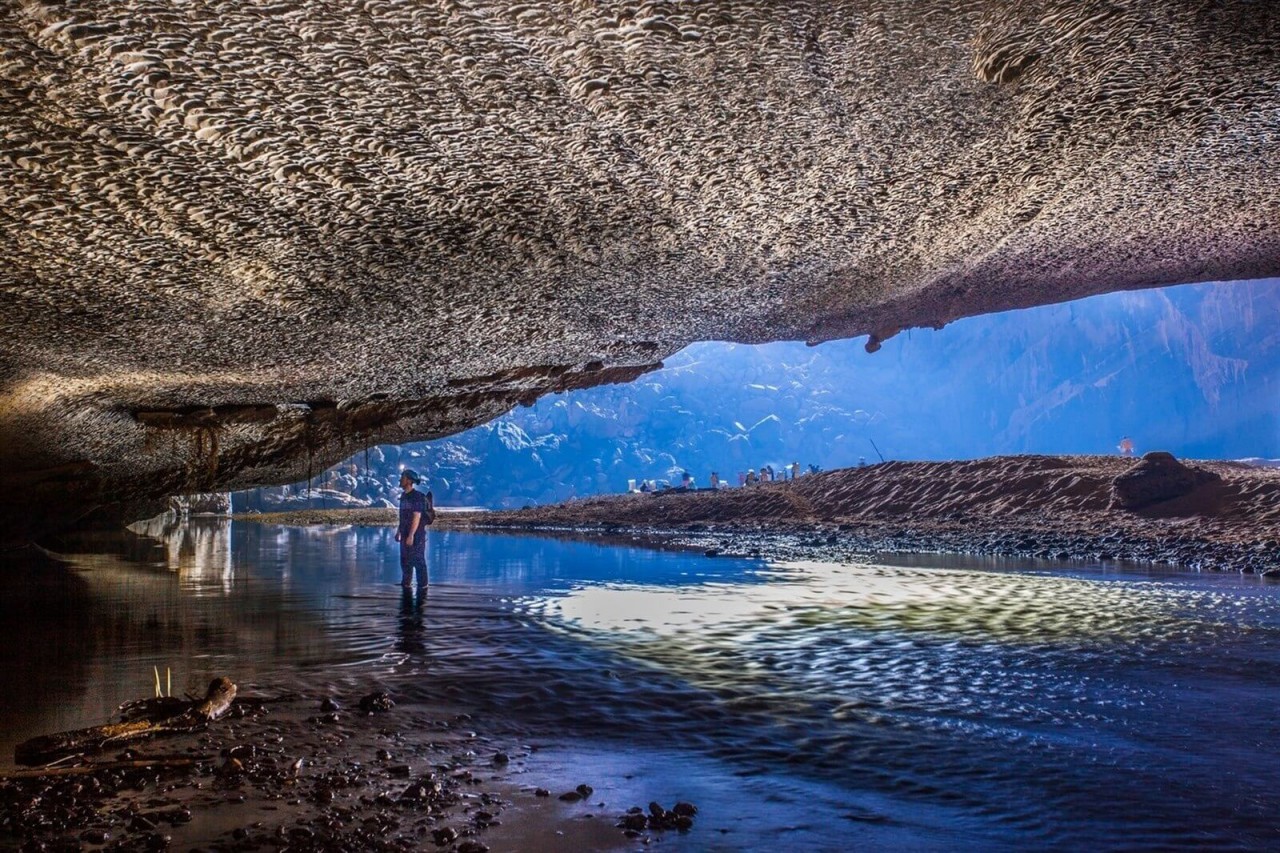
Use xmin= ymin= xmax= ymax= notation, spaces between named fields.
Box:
xmin=633 ymin=471 xmax=715 ymax=492
xmin=630 ymin=462 xmax=820 ymax=494
xmin=741 ymin=461 xmax=809 ymax=485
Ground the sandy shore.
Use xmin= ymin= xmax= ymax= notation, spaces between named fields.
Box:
xmin=250 ymin=454 xmax=1280 ymax=575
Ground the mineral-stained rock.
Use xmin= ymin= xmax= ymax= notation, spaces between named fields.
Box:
xmin=1110 ymin=453 xmax=1222 ymax=510
xmin=1 ymin=2 xmax=1278 ymax=539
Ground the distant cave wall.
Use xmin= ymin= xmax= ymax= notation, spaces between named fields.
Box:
xmin=1 ymin=1 xmax=1278 ymax=538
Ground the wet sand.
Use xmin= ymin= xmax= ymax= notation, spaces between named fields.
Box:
xmin=243 ymin=455 xmax=1280 ymax=574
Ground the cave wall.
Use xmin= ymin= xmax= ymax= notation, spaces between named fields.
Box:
xmin=1 ymin=1 xmax=1278 ymax=538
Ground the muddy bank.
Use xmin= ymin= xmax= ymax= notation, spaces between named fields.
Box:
xmin=437 ymin=455 xmax=1280 ymax=574
xmin=0 ymin=538 xmax=722 ymax=851
xmin=0 ymin=684 xmax=668 ymax=852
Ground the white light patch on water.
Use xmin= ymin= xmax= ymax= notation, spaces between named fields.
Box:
xmin=535 ymin=560 xmax=1198 ymax=649
xmin=543 ymin=562 xmax=982 ymax=640
xmin=538 ymin=580 xmax=773 ymax=639
xmin=517 ymin=559 xmax=1280 ymax=742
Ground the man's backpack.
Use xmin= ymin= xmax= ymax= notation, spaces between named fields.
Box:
xmin=424 ymin=490 xmax=436 ymax=525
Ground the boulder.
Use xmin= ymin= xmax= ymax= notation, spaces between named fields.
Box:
xmin=1110 ymin=452 xmax=1220 ymax=510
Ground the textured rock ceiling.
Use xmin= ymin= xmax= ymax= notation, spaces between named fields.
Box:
xmin=1 ymin=1 xmax=1278 ymax=537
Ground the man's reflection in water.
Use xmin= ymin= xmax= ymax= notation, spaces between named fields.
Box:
xmin=396 ymin=586 xmax=428 ymax=655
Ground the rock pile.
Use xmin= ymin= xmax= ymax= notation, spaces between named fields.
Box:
xmin=617 ymin=800 xmax=698 ymax=837
xmin=1110 ymin=452 xmax=1221 ymax=510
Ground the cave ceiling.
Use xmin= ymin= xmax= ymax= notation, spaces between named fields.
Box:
xmin=1 ymin=1 xmax=1278 ymax=537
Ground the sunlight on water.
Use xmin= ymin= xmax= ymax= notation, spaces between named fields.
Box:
xmin=529 ymin=560 xmax=1248 ymax=730
xmin=540 ymin=559 xmax=1203 ymax=644
xmin=510 ymin=556 xmax=1280 ymax=847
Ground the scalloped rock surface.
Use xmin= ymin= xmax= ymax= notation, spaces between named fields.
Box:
xmin=2 ymin=2 xmax=1279 ymax=538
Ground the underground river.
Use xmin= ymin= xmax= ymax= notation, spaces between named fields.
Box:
xmin=2 ymin=521 xmax=1279 ymax=850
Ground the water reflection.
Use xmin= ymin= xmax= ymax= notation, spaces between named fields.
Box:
xmin=3 ymin=522 xmax=1279 ymax=850
xmin=128 ymin=513 xmax=233 ymax=587
xmin=0 ymin=549 xmax=97 ymax=761
xmin=395 ymin=586 xmax=429 ymax=657
xmin=0 ymin=523 xmax=375 ymax=762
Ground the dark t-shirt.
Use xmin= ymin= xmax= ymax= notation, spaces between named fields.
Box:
xmin=398 ymin=489 xmax=426 ymax=540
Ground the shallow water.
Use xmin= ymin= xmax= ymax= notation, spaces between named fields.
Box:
xmin=3 ymin=521 xmax=1280 ymax=850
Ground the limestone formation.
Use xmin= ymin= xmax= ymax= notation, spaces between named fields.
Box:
xmin=171 ymin=492 xmax=231 ymax=516
xmin=2 ymin=2 xmax=1278 ymax=538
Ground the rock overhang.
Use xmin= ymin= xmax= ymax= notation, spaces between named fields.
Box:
xmin=1 ymin=1 xmax=1278 ymax=539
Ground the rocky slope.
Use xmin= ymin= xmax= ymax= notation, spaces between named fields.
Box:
xmin=3 ymin=2 xmax=1280 ymax=539
xmin=449 ymin=454 xmax=1280 ymax=573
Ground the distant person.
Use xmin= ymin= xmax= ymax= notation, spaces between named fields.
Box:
xmin=1118 ymin=436 xmax=1135 ymax=457
xmin=681 ymin=471 xmax=694 ymax=489
xmin=791 ymin=461 xmax=800 ymax=480
xmin=746 ymin=469 xmax=758 ymax=485
xmin=738 ymin=471 xmax=746 ymax=486
xmin=808 ymin=463 xmax=821 ymax=475
xmin=858 ymin=456 xmax=866 ymax=468
xmin=640 ymin=479 xmax=651 ymax=493
xmin=395 ymin=469 xmax=432 ymax=589
xmin=710 ymin=471 xmax=720 ymax=489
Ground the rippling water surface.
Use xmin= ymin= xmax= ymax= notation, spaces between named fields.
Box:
xmin=3 ymin=521 xmax=1279 ymax=850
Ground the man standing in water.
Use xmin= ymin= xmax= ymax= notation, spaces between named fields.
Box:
xmin=395 ymin=469 xmax=432 ymax=588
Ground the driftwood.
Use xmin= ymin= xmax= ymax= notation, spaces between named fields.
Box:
xmin=14 ymin=677 xmax=236 ymax=767
xmin=118 ymin=693 xmax=287 ymax=723
xmin=118 ymin=696 xmax=191 ymax=722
